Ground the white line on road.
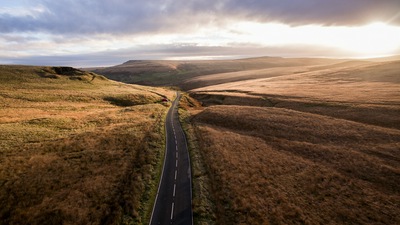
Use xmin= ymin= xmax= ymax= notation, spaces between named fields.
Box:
xmin=173 ymin=184 xmax=176 ymax=197
xmin=174 ymin=170 xmax=177 ymax=179
xmin=175 ymin=160 xmax=178 ymax=168
xmin=176 ymin=146 xmax=178 ymax=151
xmin=176 ymin=152 xmax=178 ymax=158
xmin=170 ymin=202 xmax=175 ymax=220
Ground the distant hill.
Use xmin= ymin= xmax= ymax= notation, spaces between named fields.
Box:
xmin=91 ymin=56 xmax=349 ymax=89
xmin=191 ymin=59 xmax=400 ymax=129
xmin=365 ymin=55 xmax=400 ymax=62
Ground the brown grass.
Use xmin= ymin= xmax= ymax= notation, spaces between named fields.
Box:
xmin=184 ymin=59 xmax=400 ymax=224
xmin=178 ymin=94 xmax=216 ymax=225
xmin=192 ymin=60 xmax=400 ymax=129
xmin=0 ymin=65 xmax=174 ymax=224
xmin=192 ymin=106 xmax=400 ymax=225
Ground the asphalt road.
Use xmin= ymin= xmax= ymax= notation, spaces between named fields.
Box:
xmin=149 ymin=92 xmax=193 ymax=225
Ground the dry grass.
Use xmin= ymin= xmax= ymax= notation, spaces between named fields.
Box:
xmin=192 ymin=106 xmax=400 ymax=225
xmin=0 ymin=65 xmax=174 ymax=224
xmin=185 ymin=59 xmax=400 ymax=224
xmin=178 ymin=95 xmax=216 ymax=225
xmin=192 ymin=60 xmax=400 ymax=129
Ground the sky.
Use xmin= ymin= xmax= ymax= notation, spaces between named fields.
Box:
xmin=1 ymin=0 xmax=400 ymax=67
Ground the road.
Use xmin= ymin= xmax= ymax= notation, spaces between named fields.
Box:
xmin=149 ymin=92 xmax=193 ymax=225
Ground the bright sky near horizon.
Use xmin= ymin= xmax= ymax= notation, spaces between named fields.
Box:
xmin=1 ymin=0 xmax=400 ymax=67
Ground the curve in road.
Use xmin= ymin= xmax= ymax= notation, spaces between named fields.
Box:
xmin=149 ymin=92 xmax=193 ymax=225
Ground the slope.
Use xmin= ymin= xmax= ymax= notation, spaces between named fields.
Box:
xmin=192 ymin=105 xmax=400 ymax=224
xmin=192 ymin=60 xmax=400 ymax=129
xmin=181 ymin=59 xmax=400 ymax=224
xmin=0 ymin=65 xmax=174 ymax=224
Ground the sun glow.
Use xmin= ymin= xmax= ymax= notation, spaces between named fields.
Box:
xmin=231 ymin=22 xmax=400 ymax=57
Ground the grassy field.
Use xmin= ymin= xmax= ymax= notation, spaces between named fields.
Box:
xmin=0 ymin=66 xmax=174 ymax=224
xmin=192 ymin=60 xmax=400 ymax=129
xmin=192 ymin=106 xmax=400 ymax=224
xmin=179 ymin=58 xmax=400 ymax=224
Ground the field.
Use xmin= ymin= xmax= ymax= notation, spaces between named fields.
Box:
xmin=192 ymin=105 xmax=399 ymax=224
xmin=179 ymin=58 xmax=400 ymax=224
xmin=0 ymin=66 xmax=174 ymax=224
xmin=191 ymin=60 xmax=400 ymax=129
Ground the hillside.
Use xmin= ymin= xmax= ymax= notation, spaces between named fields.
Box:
xmin=179 ymin=59 xmax=400 ymax=224
xmin=92 ymin=57 xmax=347 ymax=89
xmin=190 ymin=105 xmax=400 ymax=224
xmin=0 ymin=66 xmax=174 ymax=224
xmin=191 ymin=60 xmax=400 ymax=129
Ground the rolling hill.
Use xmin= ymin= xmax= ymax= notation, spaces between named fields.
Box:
xmin=191 ymin=60 xmax=400 ymax=129
xmin=176 ymin=57 xmax=400 ymax=224
xmin=0 ymin=66 xmax=174 ymax=224
xmin=3 ymin=54 xmax=399 ymax=225
xmin=91 ymin=56 xmax=348 ymax=89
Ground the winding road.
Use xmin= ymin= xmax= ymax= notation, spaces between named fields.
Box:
xmin=149 ymin=92 xmax=193 ymax=225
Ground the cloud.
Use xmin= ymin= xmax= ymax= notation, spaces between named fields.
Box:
xmin=221 ymin=0 xmax=400 ymax=26
xmin=1 ymin=0 xmax=399 ymax=36
xmin=1 ymin=0 xmax=399 ymax=66
xmin=0 ymin=43 xmax=365 ymax=67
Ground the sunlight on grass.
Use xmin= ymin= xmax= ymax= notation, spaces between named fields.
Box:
xmin=0 ymin=65 xmax=174 ymax=224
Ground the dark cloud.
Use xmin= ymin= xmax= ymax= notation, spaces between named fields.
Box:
xmin=222 ymin=0 xmax=400 ymax=25
xmin=1 ymin=0 xmax=399 ymax=35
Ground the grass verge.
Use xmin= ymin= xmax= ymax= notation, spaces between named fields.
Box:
xmin=178 ymin=94 xmax=216 ymax=225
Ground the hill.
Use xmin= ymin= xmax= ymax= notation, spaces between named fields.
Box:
xmin=0 ymin=65 xmax=174 ymax=224
xmin=91 ymin=57 xmax=347 ymax=89
xmin=179 ymin=59 xmax=400 ymax=224
xmin=190 ymin=105 xmax=400 ymax=224
xmin=191 ymin=60 xmax=400 ymax=129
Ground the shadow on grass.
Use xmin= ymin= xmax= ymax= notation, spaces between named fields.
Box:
xmin=104 ymin=95 xmax=159 ymax=107
xmin=103 ymin=96 xmax=138 ymax=107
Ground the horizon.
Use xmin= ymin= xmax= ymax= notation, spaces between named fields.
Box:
xmin=1 ymin=0 xmax=400 ymax=67
xmin=3 ymin=54 xmax=400 ymax=69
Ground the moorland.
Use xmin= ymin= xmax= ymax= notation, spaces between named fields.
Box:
xmin=0 ymin=66 xmax=174 ymax=224
xmin=95 ymin=56 xmax=400 ymax=224
xmin=1 ymin=54 xmax=399 ymax=225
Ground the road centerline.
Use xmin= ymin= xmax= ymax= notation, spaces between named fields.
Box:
xmin=170 ymin=202 xmax=174 ymax=220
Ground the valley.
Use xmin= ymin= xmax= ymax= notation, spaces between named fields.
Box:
xmin=112 ymin=56 xmax=400 ymax=224
xmin=1 ymin=55 xmax=399 ymax=225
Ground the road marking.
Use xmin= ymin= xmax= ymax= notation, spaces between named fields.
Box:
xmin=170 ymin=202 xmax=174 ymax=220
xmin=176 ymin=152 xmax=178 ymax=158
xmin=173 ymin=184 xmax=176 ymax=197
xmin=176 ymin=146 xmax=178 ymax=151
xmin=174 ymin=170 xmax=177 ymax=179
xmin=175 ymin=140 xmax=177 ymax=145
xmin=175 ymin=160 xmax=178 ymax=168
